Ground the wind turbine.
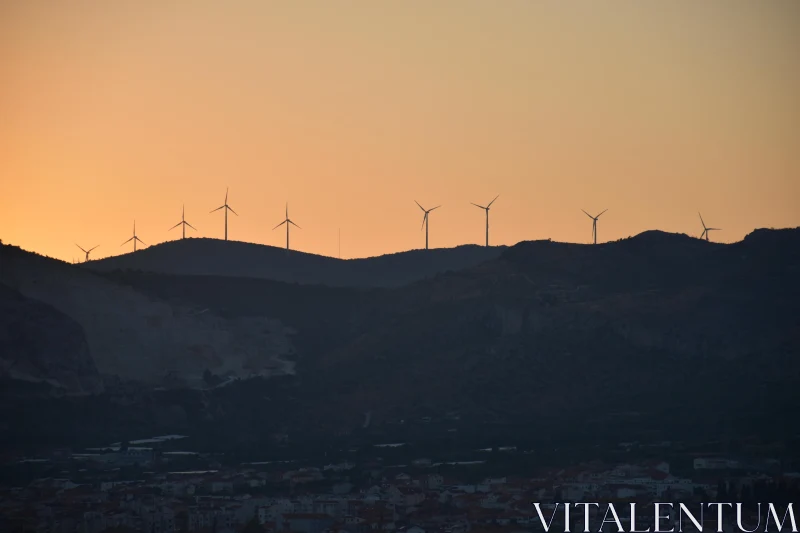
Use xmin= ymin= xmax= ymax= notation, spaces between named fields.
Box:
xmin=169 ymin=204 xmax=197 ymax=239
xmin=581 ymin=209 xmax=608 ymax=245
xmin=75 ymin=243 xmax=99 ymax=262
xmin=698 ymin=212 xmax=721 ymax=242
xmin=273 ymin=203 xmax=301 ymax=253
xmin=415 ymin=201 xmax=441 ymax=250
xmin=471 ymin=194 xmax=499 ymax=247
xmin=210 ymin=187 xmax=238 ymax=241
xmin=121 ymin=220 xmax=146 ymax=252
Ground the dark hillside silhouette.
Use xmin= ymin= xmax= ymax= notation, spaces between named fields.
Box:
xmin=83 ymin=238 xmax=506 ymax=287
xmin=1 ymin=228 xmax=798 ymax=451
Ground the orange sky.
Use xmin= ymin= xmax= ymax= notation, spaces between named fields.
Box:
xmin=1 ymin=1 xmax=799 ymax=261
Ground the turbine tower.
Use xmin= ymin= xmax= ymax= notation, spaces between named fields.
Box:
xmin=415 ymin=201 xmax=441 ymax=250
xmin=273 ymin=203 xmax=301 ymax=253
xmin=210 ymin=187 xmax=238 ymax=241
xmin=471 ymin=194 xmax=499 ymax=247
xmin=74 ymin=243 xmax=99 ymax=263
xmin=121 ymin=220 xmax=146 ymax=252
xmin=581 ymin=209 xmax=608 ymax=245
xmin=169 ymin=204 xmax=197 ymax=239
xmin=698 ymin=212 xmax=721 ymax=242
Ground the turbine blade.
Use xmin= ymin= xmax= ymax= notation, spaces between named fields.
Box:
xmin=430 ymin=205 xmax=441 ymax=211
xmin=225 ymin=187 xmax=228 ymax=203
xmin=582 ymin=209 xmax=593 ymax=219
xmin=708 ymin=228 xmax=721 ymax=231
xmin=168 ymin=222 xmax=182 ymax=231
xmin=135 ymin=237 xmax=146 ymax=245
xmin=415 ymin=200 xmax=425 ymax=211
xmin=698 ymin=212 xmax=706 ymax=229
xmin=273 ymin=220 xmax=287 ymax=230
xmin=88 ymin=245 xmax=100 ymax=252
xmin=289 ymin=220 xmax=301 ymax=229
xmin=421 ymin=213 xmax=427 ymax=230
xmin=471 ymin=203 xmax=487 ymax=209
xmin=227 ymin=205 xmax=238 ymax=216
xmin=487 ymin=194 xmax=499 ymax=208
xmin=210 ymin=205 xmax=224 ymax=213
xmin=597 ymin=209 xmax=608 ymax=217
xmin=121 ymin=237 xmax=133 ymax=246
xmin=185 ymin=222 xmax=197 ymax=231
xmin=75 ymin=244 xmax=87 ymax=253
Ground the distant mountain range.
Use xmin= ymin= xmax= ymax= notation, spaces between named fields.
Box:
xmin=1 ymin=228 xmax=798 ymax=452
xmin=84 ymin=238 xmax=506 ymax=288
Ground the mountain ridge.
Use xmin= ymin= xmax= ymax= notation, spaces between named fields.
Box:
xmin=83 ymin=238 xmax=507 ymax=288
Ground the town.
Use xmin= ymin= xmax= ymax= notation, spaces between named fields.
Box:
xmin=2 ymin=436 xmax=799 ymax=533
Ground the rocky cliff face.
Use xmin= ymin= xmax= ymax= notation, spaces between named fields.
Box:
xmin=0 ymin=244 xmax=296 ymax=387
xmin=0 ymin=284 xmax=103 ymax=395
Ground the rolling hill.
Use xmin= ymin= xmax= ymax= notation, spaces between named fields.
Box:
xmin=83 ymin=238 xmax=506 ymax=287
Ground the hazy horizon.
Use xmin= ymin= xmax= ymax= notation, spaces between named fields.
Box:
xmin=2 ymin=1 xmax=799 ymax=261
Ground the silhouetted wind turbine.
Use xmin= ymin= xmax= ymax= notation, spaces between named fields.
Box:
xmin=169 ymin=204 xmax=197 ymax=239
xmin=210 ymin=187 xmax=237 ymax=241
xmin=273 ymin=203 xmax=301 ymax=253
xmin=75 ymin=243 xmax=99 ymax=262
xmin=415 ymin=201 xmax=441 ymax=250
xmin=471 ymin=194 xmax=499 ymax=247
xmin=121 ymin=221 xmax=146 ymax=252
xmin=582 ymin=209 xmax=608 ymax=245
xmin=698 ymin=212 xmax=721 ymax=242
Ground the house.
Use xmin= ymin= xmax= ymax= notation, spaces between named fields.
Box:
xmin=649 ymin=461 xmax=670 ymax=474
xmin=325 ymin=462 xmax=355 ymax=472
xmin=315 ymin=500 xmax=341 ymax=518
xmin=141 ymin=507 xmax=176 ymax=533
xmin=559 ymin=482 xmax=595 ymax=501
xmin=693 ymin=457 xmax=737 ymax=470
xmin=99 ymin=448 xmax=156 ymax=467
xmin=211 ymin=480 xmax=234 ymax=494
xmin=333 ymin=483 xmax=355 ymax=495
xmin=425 ymin=475 xmax=443 ymax=490
xmin=387 ymin=487 xmax=425 ymax=508
xmin=188 ymin=507 xmax=236 ymax=532
xmin=279 ymin=513 xmax=335 ymax=533
xmin=603 ymin=484 xmax=647 ymax=500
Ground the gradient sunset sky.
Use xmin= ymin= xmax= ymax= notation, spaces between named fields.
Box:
xmin=2 ymin=1 xmax=798 ymax=261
